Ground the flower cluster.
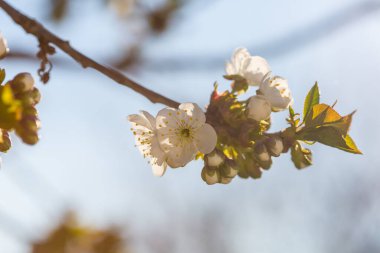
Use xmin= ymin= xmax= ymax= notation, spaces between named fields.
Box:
xmin=0 ymin=71 xmax=41 ymax=148
xmin=226 ymin=48 xmax=293 ymax=119
xmin=0 ymin=33 xmax=42 ymax=166
xmin=128 ymin=47 xmax=361 ymax=185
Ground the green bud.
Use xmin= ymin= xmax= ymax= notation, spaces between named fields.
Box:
xmin=254 ymin=143 xmax=270 ymax=162
xmin=205 ymin=150 xmax=225 ymax=168
xmin=220 ymin=163 xmax=238 ymax=178
xmin=246 ymin=158 xmax=262 ymax=179
xmin=30 ymin=88 xmax=41 ymax=105
xmin=254 ymin=143 xmax=272 ymax=169
xmin=237 ymin=167 xmax=250 ymax=179
xmin=0 ymin=129 xmax=11 ymax=152
xmin=220 ymin=177 xmax=233 ymax=184
xmin=11 ymin=73 xmax=34 ymax=94
xmin=291 ymin=141 xmax=312 ymax=169
xmin=265 ymin=135 xmax=284 ymax=157
xmin=201 ymin=167 xmax=220 ymax=185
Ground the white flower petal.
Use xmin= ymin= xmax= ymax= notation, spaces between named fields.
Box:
xmin=232 ymin=48 xmax=250 ymax=70
xmin=225 ymin=47 xmax=250 ymax=76
xmin=242 ymin=56 xmax=271 ymax=86
xmin=194 ymin=123 xmax=217 ymax=154
xmin=166 ymin=143 xmax=197 ymax=168
xmin=179 ymin=103 xmax=206 ymax=127
xmin=260 ymin=76 xmax=293 ymax=111
xmin=128 ymin=111 xmax=155 ymax=130
xmin=150 ymin=135 xmax=167 ymax=164
xmin=140 ymin=111 xmax=156 ymax=129
xmin=225 ymin=62 xmax=236 ymax=76
xmin=156 ymin=107 xmax=180 ymax=129
xmin=151 ymin=161 xmax=167 ymax=177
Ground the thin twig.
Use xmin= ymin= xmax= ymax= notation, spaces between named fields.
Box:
xmin=0 ymin=0 xmax=180 ymax=108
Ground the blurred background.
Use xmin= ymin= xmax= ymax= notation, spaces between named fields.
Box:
xmin=0 ymin=0 xmax=379 ymax=252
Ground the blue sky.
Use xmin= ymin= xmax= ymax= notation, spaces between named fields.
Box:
xmin=0 ymin=0 xmax=379 ymax=252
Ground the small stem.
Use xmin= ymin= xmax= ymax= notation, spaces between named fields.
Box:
xmin=0 ymin=0 xmax=180 ymax=108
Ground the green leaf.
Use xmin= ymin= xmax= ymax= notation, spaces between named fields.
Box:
xmin=304 ymin=103 xmax=355 ymax=136
xmin=322 ymin=111 xmax=355 ymax=136
xmin=341 ymin=135 xmax=362 ymax=154
xmin=303 ymin=82 xmax=320 ymax=120
xmin=289 ymin=106 xmax=295 ymax=118
xmin=299 ymin=126 xmax=362 ymax=154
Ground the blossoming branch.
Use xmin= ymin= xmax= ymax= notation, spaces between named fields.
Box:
xmin=128 ymin=48 xmax=361 ymax=185
xmin=0 ymin=1 xmax=361 ymax=184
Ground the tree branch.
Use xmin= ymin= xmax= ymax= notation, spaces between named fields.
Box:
xmin=0 ymin=0 xmax=180 ymax=108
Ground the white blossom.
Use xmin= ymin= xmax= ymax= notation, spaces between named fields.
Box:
xmin=259 ymin=74 xmax=293 ymax=111
xmin=156 ymin=103 xmax=217 ymax=168
xmin=247 ymin=95 xmax=272 ymax=121
xmin=226 ymin=48 xmax=270 ymax=86
xmin=0 ymin=32 xmax=9 ymax=59
xmin=128 ymin=111 xmax=168 ymax=177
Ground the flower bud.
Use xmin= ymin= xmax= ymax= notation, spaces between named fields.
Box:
xmin=259 ymin=75 xmax=293 ymax=111
xmin=206 ymin=151 xmax=224 ymax=167
xmin=201 ymin=167 xmax=219 ymax=185
xmin=246 ymin=160 xmax=262 ymax=179
xmin=237 ymin=167 xmax=250 ymax=179
xmin=220 ymin=177 xmax=233 ymax=184
xmin=265 ymin=135 xmax=284 ymax=157
xmin=12 ymin=73 xmax=35 ymax=93
xmin=291 ymin=142 xmax=312 ymax=169
xmin=0 ymin=33 xmax=9 ymax=59
xmin=0 ymin=129 xmax=11 ymax=152
xmin=254 ymin=143 xmax=270 ymax=162
xmin=30 ymin=88 xmax=41 ymax=105
xmin=254 ymin=143 xmax=272 ymax=170
xmin=247 ymin=95 xmax=271 ymax=121
xmin=221 ymin=164 xmax=238 ymax=178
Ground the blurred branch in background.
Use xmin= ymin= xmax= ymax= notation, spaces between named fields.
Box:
xmin=5 ymin=0 xmax=380 ymax=73
xmin=0 ymin=0 xmax=180 ymax=107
